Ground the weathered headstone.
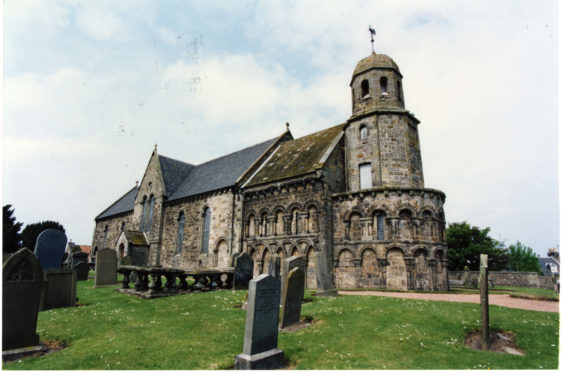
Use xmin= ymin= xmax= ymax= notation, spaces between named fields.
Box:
xmin=280 ymin=256 xmax=306 ymax=303
xmin=130 ymin=246 xmax=149 ymax=266
xmin=313 ymin=251 xmax=338 ymax=296
xmin=268 ymin=255 xmax=281 ymax=278
xmin=74 ymin=261 xmax=90 ymax=281
xmin=71 ymin=252 xmax=89 ymax=268
xmin=43 ymin=268 xmax=77 ymax=309
xmin=280 ymin=267 xmax=305 ymax=329
xmin=2 ymin=248 xmax=45 ymax=350
xmin=94 ymin=248 xmax=118 ymax=287
xmin=235 ymin=274 xmax=284 ymax=369
xmin=34 ymin=228 xmax=67 ymax=270
xmin=480 ymin=254 xmax=489 ymax=350
xmin=233 ymin=252 xmax=254 ymax=290
xmin=120 ymin=255 xmax=133 ymax=266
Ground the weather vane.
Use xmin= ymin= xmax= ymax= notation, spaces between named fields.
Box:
xmin=369 ymin=25 xmax=376 ymax=53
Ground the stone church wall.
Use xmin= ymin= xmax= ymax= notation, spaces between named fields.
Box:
xmin=332 ymin=187 xmax=447 ymax=290
xmin=159 ymin=190 xmax=238 ymax=270
xmin=92 ymin=213 xmax=133 ymax=256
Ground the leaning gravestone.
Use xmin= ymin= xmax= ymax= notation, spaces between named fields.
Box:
xmin=233 ymin=252 xmax=254 ymax=290
xmin=268 ymin=255 xmax=281 ymax=278
xmin=34 ymin=228 xmax=67 ymax=270
xmin=280 ymin=267 xmax=305 ymax=329
xmin=74 ymin=261 xmax=90 ymax=281
xmin=70 ymin=252 xmax=89 ymax=268
xmin=280 ymin=256 xmax=306 ymax=304
xmin=94 ymin=248 xmax=118 ymax=287
xmin=235 ymin=274 xmax=284 ymax=370
xmin=120 ymin=255 xmax=133 ymax=266
xmin=2 ymin=248 xmax=45 ymax=350
xmin=43 ymin=268 xmax=77 ymax=309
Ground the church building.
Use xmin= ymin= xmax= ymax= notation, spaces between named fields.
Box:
xmin=92 ymin=49 xmax=449 ymax=291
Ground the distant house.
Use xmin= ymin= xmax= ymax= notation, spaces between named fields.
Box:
xmin=539 ymin=248 xmax=560 ymax=277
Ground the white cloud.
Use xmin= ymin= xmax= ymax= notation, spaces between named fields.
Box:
xmin=75 ymin=7 xmax=128 ymax=41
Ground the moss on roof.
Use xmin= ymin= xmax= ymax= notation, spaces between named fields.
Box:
xmin=124 ymin=230 xmax=148 ymax=246
xmin=246 ymin=123 xmax=345 ymax=187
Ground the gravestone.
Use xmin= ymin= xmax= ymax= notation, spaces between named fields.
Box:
xmin=268 ymin=255 xmax=281 ymax=278
xmin=280 ymin=256 xmax=306 ymax=304
xmin=43 ymin=268 xmax=77 ymax=309
xmin=2 ymin=248 xmax=45 ymax=350
xmin=280 ymin=267 xmax=305 ymax=329
xmin=94 ymin=248 xmax=118 ymax=287
xmin=313 ymin=251 xmax=338 ymax=296
xmin=130 ymin=246 xmax=149 ymax=266
xmin=480 ymin=254 xmax=489 ymax=350
xmin=70 ymin=252 xmax=89 ymax=268
xmin=235 ymin=274 xmax=284 ymax=369
xmin=233 ymin=252 xmax=254 ymax=290
xmin=34 ymin=228 xmax=67 ymax=270
xmin=74 ymin=261 xmax=90 ymax=281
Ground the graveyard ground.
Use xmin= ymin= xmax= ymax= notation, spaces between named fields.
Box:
xmin=3 ymin=277 xmax=559 ymax=370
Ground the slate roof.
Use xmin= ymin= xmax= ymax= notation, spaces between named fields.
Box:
xmin=168 ymin=137 xmax=278 ymax=201
xmin=96 ymin=186 xmax=138 ymax=220
xmin=159 ymin=156 xmax=195 ymax=197
xmin=245 ymin=123 xmax=346 ymax=187
xmin=124 ymin=230 xmax=148 ymax=246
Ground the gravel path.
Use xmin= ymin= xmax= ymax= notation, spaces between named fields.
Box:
xmin=338 ymin=291 xmax=559 ymax=313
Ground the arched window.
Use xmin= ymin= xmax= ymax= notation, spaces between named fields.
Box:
xmin=140 ymin=196 xmax=148 ymax=231
xmin=176 ymin=212 xmax=185 ymax=254
xmin=375 ymin=211 xmax=385 ymax=240
xmin=360 ymin=125 xmax=368 ymax=140
xmin=102 ymin=225 xmax=109 ymax=249
xmin=119 ymin=243 xmax=125 ymax=259
xmin=396 ymin=81 xmax=403 ymax=103
xmin=202 ymin=207 xmax=210 ymax=254
xmin=361 ymin=79 xmax=370 ymax=98
xmin=146 ymin=195 xmax=155 ymax=232
xmin=380 ymin=77 xmax=388 ymax=95
xmin=261 ymin=212 xmax=268 ymax=236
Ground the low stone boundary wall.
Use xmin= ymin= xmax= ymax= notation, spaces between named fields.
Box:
xmin=449 ymin=271 xmax=555 ymax=290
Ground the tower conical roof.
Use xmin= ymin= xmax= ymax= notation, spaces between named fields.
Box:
xmin=351 ymin=53 xmax=401 ymax=84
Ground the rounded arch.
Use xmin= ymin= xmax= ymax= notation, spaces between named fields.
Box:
xmin=398 ymin=208 xmax=414 ymax=218
xmin=366 ymin=204 xmax=391 ymax=217
xmin=343 ymin=207 xmax=366 ymax=221
xmin=290 ymin=245 xmax=300 ymax=257
xmin=287 ymin=202 xmax=303 ymax=213
xmin=386 ymin=247 xmax=407 ymax=290
xmin=272 ymin=205 xmax=287 ymax=215
xmin=336 ymin=247 xmax=357 ymax=261
xmin=303 ymin=200 xmax=320 ymax=211
xmin=215 ymin=239 xmax=230 ymax=268
xmin=413 ymin=246 xmax=429 ymax=257
xmin=359 ymin=246 xmax=377 ymax=260
xmin=360 ymin=248 xmax=379 ymax=288
xmin=361 ymin=79 xmax=370 ymax=98
xmin=380 ymin=76 xmax=388 ymax=95
xmin=245 ymin=209 xmax=258 ymax=219
xmin=258 ymin=207 xmax=272 ymax=216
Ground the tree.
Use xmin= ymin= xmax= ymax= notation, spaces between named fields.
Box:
xmin=446 ymin=222 xmax=508 ymax=271
xmin=21 ymin=221 xmax=65 ymax=251
xmin=507 ymin=241 xmax=541 ymax=273
xmin=3 ymin=204 xmax=23 ymax=253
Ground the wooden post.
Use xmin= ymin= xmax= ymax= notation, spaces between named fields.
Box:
xmin=480 ymin=254 xmax=489 ymax=350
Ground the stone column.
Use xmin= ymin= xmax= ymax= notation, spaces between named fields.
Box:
xmin=267 ymin=217 xmax=275 ymax=237
xmin=404 ymin=257 xmax=415 ymax=290
xmin=298 ymin=212 xmax=308 ymax=235
xmin=377 ymin=259 xmax=388 ymax=287
xmin=442 ymin=259 xmax=450 ymax=291
xmin=428 ymin=259 xmax=437 ymax=291
xmin=360 ymin=218 xmax=370 ymax=240
xmin=480 ymin=254 xmax=489 ymax=350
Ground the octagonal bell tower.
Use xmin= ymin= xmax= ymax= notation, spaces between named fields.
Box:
xmin=345 ymin=52 xmax=424 ymax=191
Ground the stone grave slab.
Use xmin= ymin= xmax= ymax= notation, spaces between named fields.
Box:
xmin=2 ymin=248 xmax=45 ymax=351
xmin=130 ymin=246 xmax=149 ymax=266
xmin=280 ymin=267 xmax=305 ymax=329
xmin=235 ymin=274 xmax=283 ymax=369
xmin=233 ymin=252 xmax=254 ymax=290
xmin=74 ymin=261 xmax=90 ymax=281
xmin=34 ymin=229 xmax=67 ymax=270
xmin=43 ymin=268 xmax=77 ymax=309
xmin=70 ymin=252 xmax=89 ymax=268
xmin=94 ymin=248 xmax=118 ymax=287
xmin=280 ymin=256 xmax=306 ymax=303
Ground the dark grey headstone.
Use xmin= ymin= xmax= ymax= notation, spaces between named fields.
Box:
xmin=94 ymin=248 xmax=117 ymax=287
xmin=268 ymin=255 xmax=281 ymax=278
xmin=70 ymin=252 xmax=88 ymax=268
xmin=130 ymin=246 xmax=149 ymax=266
xmin=280 ymin=256 xmax=306 ymax=303
xmin=43 ymin=268 xmax=77 ymax=309
xmin=2 ymin=248 xmax=45 ymax=350
xmin=235 ymin=274 xmax=283 ymax=369
xmin=234 ymin=252 xmax=254 ymax=290
xmin=120 ymin=255 xmax=133 ymax=266
xmin=34 ymin=229 xmax=67 ymax=270
xmin=280 ymin=267 xmax=305 ymax=328
xmin=74 ymin=262 xmax=90 ymax=281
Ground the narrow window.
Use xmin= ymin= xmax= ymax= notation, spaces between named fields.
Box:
xmin=376 ymin=213 xmax=385 ymax=240
xmin=396 ymin=81 xmax=403 ymax=103
xmin=202 ymin=207 xmax=210 ymax=254
xmin=121 ymin=222 xmax=125 ymax=231
xmin=176 ymin=212 xmax=185 ymax=254
xmin=140 ymin=196 xmax=147 ymax=231
xmin=380 ymin=77 xmax=388 ymax=95
xmin=361 ymin=79 xmax=369 ymax=98
xmin=360 ymin=125 xmax=368 ymax=140
xmin=359 ymin=163 xmax=372 ymax=189
xmin=146 ymin=195 xmax=155 ymax=232
xmin=102 ymin=225 xmax=108 ymax=249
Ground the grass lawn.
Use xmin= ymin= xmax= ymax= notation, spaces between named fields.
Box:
xmin=3 ymin=279 xmax=559 ymax=370
xmin=451 ymin=285 xmax=559 ymax=301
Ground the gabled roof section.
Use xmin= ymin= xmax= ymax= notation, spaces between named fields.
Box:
xmin=168 ymin=136 xmax=279 ymax=201
xmin=158 ymin=155 xmax=195 ymax=197
xmin=245 ymin=123 xmax=346 ymax=187
xmin=95 ymin=186 xmax=138 ymax=221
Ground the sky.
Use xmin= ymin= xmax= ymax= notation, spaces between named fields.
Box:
xmin=2 ymin=0 xmax=559 ymax=257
